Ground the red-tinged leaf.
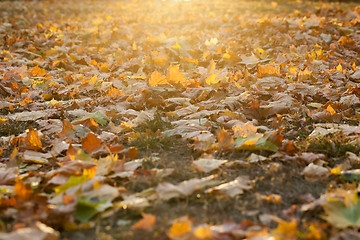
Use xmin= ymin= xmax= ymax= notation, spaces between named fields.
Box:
xmin=72 ymin=118 xmax=99 ymax=131
xmin=81 ymin=132 xmax=102 ymax=153
xmin=132 ymin=213 xmax=156 ymax=230
xmin=66 ymin=143 xmax=77 ymax=157
xmin=128 ymin=147 xmax=138 ymax=160
xmin=109 ymin=144 xmax=125 ymax=153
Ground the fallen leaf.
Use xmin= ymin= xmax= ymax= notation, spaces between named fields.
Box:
xmin=149 ymin=70 xmax=167 ymax=87
xmin=156 ymin=175 xmax=218 ymax=201
xmin=206 ymin=176 xmax=252 ymax=197
xmin=132 ymin=213 xmax=156 ymax=230
xmin=271 ymin=219 xmax=298 ymax=240
xmin=0 ymin=167 xmax=17 ymax=185
xmin=168 ymin=216 xmax=193 ymax=240
xmin=81 ymin=132 xmax=102 ymax=153
xmin=302 ymin=163 xmax=329 ymax=180
xmin=193 ymin=158 xmax=227 ymax=173
xmin=0 ymin=222 xmax=59 ymax=240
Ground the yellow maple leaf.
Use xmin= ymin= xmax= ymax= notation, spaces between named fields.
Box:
xmin=168 ymin=216 xmax=192 ymax=239
xmin=194 ymin=225 xmax=213 ymax=239
xmin=271 ymin=219 xmax=297 ymax=240
xmin=149 ymin=70 xmax=167 ymax=87
xmin=336 ymin=64 xmax=343 ymax=73
xmin=205 ymin=72 xmax=220 ymax=85
xmin=326 ymin=105 xmax=336 ymax=115
xmin=298 ymin=68 xmax=312 ymax=81
xmin=167 ymin=65 xmax=187 ymax=87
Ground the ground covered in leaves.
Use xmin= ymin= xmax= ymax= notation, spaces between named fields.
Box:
xmin=0 ymin=0 xmax=360 ymax=239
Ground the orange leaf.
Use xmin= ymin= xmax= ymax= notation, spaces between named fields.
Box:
xmin=31 ymin=66 xmax=47 ymax=77
xmin=326 ymin=105 xmax=336 ymax=115
xmin=14 ymin=180 xmax=31 ymax=200
xmin=168 ymin=216 xmax=192 ymax=239
xmin=149 ymin=70 xmax=167 ymax=87
xmin=21 ymin=127 xmax=42 ymax=151
xmin=133 ymin=213 xmax=156 ymax=230
xmin=128 ymin=147 xmax=138 ymax=160
xmin=82 ymin=133 xmax=102 ymax=153
xmin=217 ymin=128 xmax=233 ymax=151
xmin=73 ymin=118 xmax=99 ymax=132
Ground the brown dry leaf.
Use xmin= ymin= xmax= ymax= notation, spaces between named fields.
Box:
xmin=216 ymin=128 xmax=233 ymax=151
xmin=0 ymin=222 xmax=59 ymax=240
xmin=302 ymin=163 xmax=329 ymax=180
xmin=0 ymin=167 xmax=17 ymax=185
xmin=156 ymin=175 xmax=218 ymax=201
xmin=81 ymin=132 xmax=102 ymax=153
xmin=57 ymin=119 xmax=75 ymax=139
xmin=168 ymin=216 xmax=193 ymax=240
xmin=132 ymin=213 xmax=156 ymax=230
xmin=193 ymin=158 xmax=227 ymax=173
xmin=206 ymin=176 xmax=252 ymax=197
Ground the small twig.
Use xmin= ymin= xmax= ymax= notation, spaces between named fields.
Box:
xmin=14 ymin=49 xmax=42 ymax=58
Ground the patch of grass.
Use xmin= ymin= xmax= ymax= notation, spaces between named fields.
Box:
xmin=130 ymin=130 xmax=181 ymax=151
xmin=136 ymin=112 xmax=172 ymax=133
xmin=129 ymin=112 xmax=175 ymax=151
xmin=0 ymin=120 xmax=40 ymax=137
xmin=298 ymin=132 xmax=360 ymax=157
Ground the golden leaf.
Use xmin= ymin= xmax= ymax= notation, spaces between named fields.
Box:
xmin=168 ymin=216 xmax=192 ymax=239
xmin=258 ymin=64 xmax=280 ymax=78
xmin=167 ymin=65 xmax=187 ymax=87
xmin=194 ymin=225 xmax=213 ymax=239
xmin=149 ymin=70 xmax=167 ymax=87
xmin=205 ymin=72 xmax=220 ymax=85
xmin=271 ymin=219 xmax=297 ymax=240
xmin=326 ymin=105 xmax=336 ymax=115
